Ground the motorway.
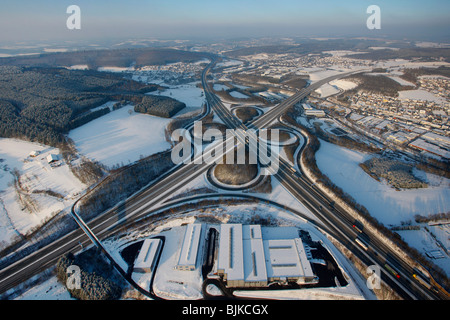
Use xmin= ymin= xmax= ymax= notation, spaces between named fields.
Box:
xmin=201 ymin=60 xmax=445 ymax=300
xmin=0 ymin=59 xmax=445 ymax=300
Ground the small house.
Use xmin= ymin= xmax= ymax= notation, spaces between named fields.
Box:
xmin=47 ymin=154 xmax=59 ymax=164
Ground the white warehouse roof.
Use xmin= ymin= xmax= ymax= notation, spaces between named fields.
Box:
xmin=134 ymin=238 xmax=161 ymax=273
xmin=263 ymin=238 xmax=314 ymax=279
xmin=217 ymin=224 xmax=244 ymax=281
xmin=218 ymin=224 xmax=316 ymax=287
xmin=176 ymin=223 xmax=203 ymax=270
xmin=243 ymin=238 xmax=267 ymax=282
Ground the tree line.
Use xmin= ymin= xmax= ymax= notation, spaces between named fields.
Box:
xmin=0 ymin=65 xmax=158 ymax=146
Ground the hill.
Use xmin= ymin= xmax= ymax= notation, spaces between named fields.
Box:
xmin=0 ymin=48 xmax=211 ymax=69
xmin=349 ymin=48 xmax=450 ymax=63
xmin=0 ymin=65 xmax=169 ymax=146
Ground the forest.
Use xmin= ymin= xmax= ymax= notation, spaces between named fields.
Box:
xmin=56 ymin=250 xmax=125 ymax=300
xmin=0 ymin=65 xmax=172 ymax=146
xmin=349 ymin=47 xmax=450 ymax=63
xmin=224 ymin=38 xmax=405 ymax=57
xmin=134 ymin=94 xmax=186 ymax=118
xmin=0 ymin=47 xmax=209 ymax=146
xmin=344 ymin=73 xmax=414 ymax=97
xmin=0 ymin=47 xmax=210 ymax=69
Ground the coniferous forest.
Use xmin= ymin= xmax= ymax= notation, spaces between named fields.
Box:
xmin=0 ymin=65 xmax=182 ymax=146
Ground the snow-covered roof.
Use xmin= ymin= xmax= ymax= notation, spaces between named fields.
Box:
xmin=177 ymin=223 xmax=202 ymax=269
xmin=47 ymin=154 xmax=59 ymax=163
xmin=218 ymin=224 xmax=244 ymax=281
xmin=134 ymin=238 xmax=161 ymax=272
xmin=218 ymin=224 xmax=315 ymax=284
xmin=410 ymin=138 xmax=450 ymax=159
xmin=243 ymin=238 xmax=267 ymax=282
xmin=243 ymin=224 xmax=262 ymax=240
xmin=263 ymin=239 xmax=314 ymax=279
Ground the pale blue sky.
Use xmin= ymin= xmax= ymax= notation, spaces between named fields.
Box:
xmin=0 ymin=0 xmax=449 ymax=42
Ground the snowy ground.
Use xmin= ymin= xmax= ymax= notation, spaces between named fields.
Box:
xmin=315 ymin=139 xmax=450 ymax=226
xmin=308 ymin=68 xmax=362 ymax=97
xmin=229 ymin=91 xmax=249 ymax=99
xmin=68 ymin=79 xmax=207 ymax=169
xmin=151 ymin=82 xmax=205 ymax=109
xmin=330 ymin=79 xmax=358 ymax=91
xmin=103 ymin=201 xmax=369 ymax=300
xmin=315 ymin=83 xmax=341 ymax=98
xmin=69 ymin=105 xmax=172 ymax=169
xmin=314 ymin=139 xmax=450 ymax=275
xmin=0 ymin=139 xmax=86 ymax=249
xmin=213 ymin=83 xmax=229 ymax=91
xmin=398 ymin=89 xmax=448 ymax=104
xmin=215 ymin=59 xmax=243 ymax=68
xmin=14 ymin=275 xmax=74 ymax=300
xmin=396 ymin=223 xmax=450 ymax=275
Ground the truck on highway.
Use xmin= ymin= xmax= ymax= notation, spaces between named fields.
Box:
xmin=352 ymin=220 xmax=364 ymax=233
xmin=385 ymin=263 xmax=401 ymax=279
xmin=355 ymin=237 xmax=369 ymax=251
xmin=412 ymin=269 xmax=432 ymax=290
xmin=413 ymin=273 xmax=432 ymax=290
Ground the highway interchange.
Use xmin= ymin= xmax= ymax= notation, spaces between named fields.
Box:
xmin=0 ymin=58 xmax=447 ymax=300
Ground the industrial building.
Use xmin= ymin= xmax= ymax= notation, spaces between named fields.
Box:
xmin=301 ymin=103 xmax=326 ymax=117
xmin=134 ymin=238 xmax=161 ymax=273
xmin=216 ymin=224 xmax=318 ymax=288
xmin=176 ymin=223 xmax=203 ymax=271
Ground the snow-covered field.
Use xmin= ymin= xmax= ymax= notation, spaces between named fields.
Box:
xmin=396 ymin=223 xmax=450 ymax=275
xmin=309 ymin=69 xmax=343 ymax=83
xmin=69 ymin=80 xmax=206 ymax=169
xmin=315 ymin=139 xmax=450 ymax=226
xmin=315 ymin=83 xmax=340 ymax=98
xmin=213 ymin=83 xmax=228 ymax=91
xmin=152 ymin=82 xmax=205 ymax=108
xmin=311 ymin=69 xmax=361 ymax=97
xmin=314 ymin=139 xmax=450 ymax=275
xmin=97 ymin=66 xmax=135 ymax=73
xmin=215 ymin=59 xmax=243 ymax=68
xmin=229 ymin=91 xmax=249 ymax=99
xmin=69 ymin=105 xmax=172 ymax=168
xmin=0 ymin=138 xmax=86 ymax=248
xmin=15 ymin=275 xmax=74 ymax=300
xmin=330 ymin=79 xmax=358 ymax=91
xmin=398 ymin=89 xmax=448 ymax=104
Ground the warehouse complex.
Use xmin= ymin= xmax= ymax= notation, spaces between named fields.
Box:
xmin=216 ymin=224 xmax=318 ymax=288
xmin=133 ymin=223 xmax=319 ymax=289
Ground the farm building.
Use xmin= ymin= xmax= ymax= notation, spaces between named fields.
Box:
xmin=46 ymin=154 xmax=59 ymax=164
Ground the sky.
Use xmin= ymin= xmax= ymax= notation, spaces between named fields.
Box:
xmin=0 ymin=0 xmax=449 ymax=43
